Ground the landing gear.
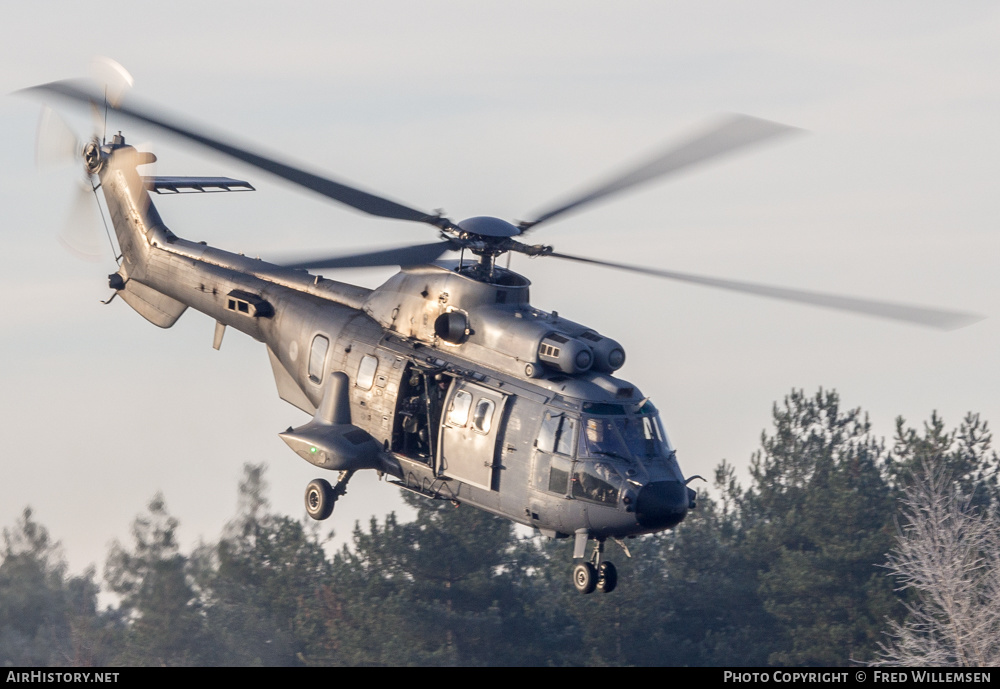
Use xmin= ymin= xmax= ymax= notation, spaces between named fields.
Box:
xmin=573 ymin=562 xmax=597 ymax=594
xmin=304 ymin=470 xmax=354 ymax=521
xmin=305 ymin=479 xmax=334 ymax=520
xmin=597 ymin=561 xmax=617 ymax=593
xmin=573 ymin=537 xmax=618 ymax=594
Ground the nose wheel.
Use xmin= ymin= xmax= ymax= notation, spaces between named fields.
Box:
xmin=305 ymin=470 xmax=354 ymax=521
xmin=573 ymin=539 xmax=618 ymax=594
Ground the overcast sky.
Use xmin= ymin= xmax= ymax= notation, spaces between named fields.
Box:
xmin=2 ymin=1 xmax=998 ymax=576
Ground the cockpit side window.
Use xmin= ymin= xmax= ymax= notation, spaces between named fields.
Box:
xmin=548 ymin=460 xmax=570 ymax=494
xmin=536 ymin=414 xmax=558 ymax=452
xmin=556 ymin=417 xmax=576 ymax=455
xmin=571 ymin=461 xmax=621 ymax=505
xmin=536 ymin=413 xmax=576 ymax=456
xmin=532 ymin=453 xmax=571 ymax=495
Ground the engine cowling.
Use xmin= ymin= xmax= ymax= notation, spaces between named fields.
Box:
xmin=578 ymin=330 xmax=626 ymax=373
xmin=538 ymin=333 xmax=593 ymax=374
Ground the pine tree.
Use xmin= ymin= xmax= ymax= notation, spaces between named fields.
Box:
xmin=741 ymin=389 xmax=898 ymax=665
xmin=105 ymin=494 xmax=204 ymax=666
xmin=888 ymin=412 xmax=999 ymax=509
xmin=545 ymin=476 xmax=774 ymax=667
xmin=314 ymin=491 xmax=564 ymax=666
xmin=197 ymin=464 xmax=333 ymax=666
xmin=0 ymin=508 xmax=106 ymax=666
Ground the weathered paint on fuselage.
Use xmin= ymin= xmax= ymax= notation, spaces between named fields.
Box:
xmin=98 ymin=141 xmax=690 ymax=541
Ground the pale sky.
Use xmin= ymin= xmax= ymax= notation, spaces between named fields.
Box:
xmin=2 ymin=1 xmax=998 ymax=576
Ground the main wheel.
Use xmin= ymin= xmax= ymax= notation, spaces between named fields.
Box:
xmin=305 ymin=478 xmax=335 ymax=521
xmin=573 ymin=562 xmax=597 ymax=594
xmin=597 ymin=561 xmax=618 ymax=593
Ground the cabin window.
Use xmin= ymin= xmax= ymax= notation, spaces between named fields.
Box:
xmin=447 ymin=390 xmax=473 ymax=427
xmin=472 ymin=398 xmax=496 ymax=434
xmin=308 ymin=335 xmax=329 ymax=383
xmin=226 ymin=297 xmax=252 ymax=315
xmin=357 ymin=355 xmax=379 ymax=390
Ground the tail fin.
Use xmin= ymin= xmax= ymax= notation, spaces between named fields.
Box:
xmin=117 ymin=279 xmax=187 ymax=328
xmin=98 ymin=135 xmax=187 ymax=328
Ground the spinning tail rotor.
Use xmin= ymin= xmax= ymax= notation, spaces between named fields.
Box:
xmin=35 ymin=106 xmax=110 ymax=261
xmin=31 ymin=59 xmax=143 ymax=264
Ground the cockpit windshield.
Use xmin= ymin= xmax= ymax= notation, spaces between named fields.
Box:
xmin=577 ymin=401 xmax=674 ymax=462
xmin=579 ymin=417 xmax=631 ymax=460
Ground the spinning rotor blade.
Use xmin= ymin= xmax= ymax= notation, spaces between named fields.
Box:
xmin=35 ymin=106 xmax=80 ymax=170
xmin=34 ymin=107 xmax=111 ymax=261
xmin=23 ymin=80 xmax=445 ymax=228
xmin=89 ymin=57 xmax=135 ymax=141
xmin=546 ymin=251 xmax=983 ymax=331
xmin=521 ymin=115 xmax=799 ymax=231
xmin=281 ymin=240 xmax=455 ymax=270
xmin=58 ymin=179 xmax=107 ymax=261
xmin=90 ymin=57 xmax=134 ymax=108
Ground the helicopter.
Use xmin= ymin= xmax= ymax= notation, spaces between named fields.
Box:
xmin=23 ymin=74 xmax=981 ymax=595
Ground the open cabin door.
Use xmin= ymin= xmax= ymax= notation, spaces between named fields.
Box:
xmin=436 ymin=380 xmax=507 ymax=491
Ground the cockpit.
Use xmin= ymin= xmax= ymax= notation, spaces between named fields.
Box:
xmin=578 ymin=401 xmax=675 ymax=464
xmin=532 ymin=400 xmax=684 ymax=510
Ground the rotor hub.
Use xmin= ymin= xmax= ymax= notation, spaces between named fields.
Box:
xmin=456 ymin=216 xmax=521 ymax=238
xmin=83 ymin=141 xmax=103 ymax=175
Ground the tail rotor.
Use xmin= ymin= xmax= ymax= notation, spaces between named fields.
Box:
xmin=33 ymin=56 xmax=135 ymax=264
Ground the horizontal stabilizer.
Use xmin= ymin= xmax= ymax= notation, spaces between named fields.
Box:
xmin=142 ymin=176 xmax=255 ymax=194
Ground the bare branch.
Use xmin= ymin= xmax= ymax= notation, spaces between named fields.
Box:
xmin=873 ymin=462 xmax=1000 ymax=666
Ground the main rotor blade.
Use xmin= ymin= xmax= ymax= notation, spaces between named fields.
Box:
xmin=22 ymin=80 xmax=443 ymax=227
xmin=90 ymin=57 xmax=135 ymax=142
xmin=522 ymin=115 xmax=799 ymax=231
xmin=280 ymin=240 xmax=455 ymax=270
xmin=546 ymin=251 xmax=983 ymax=331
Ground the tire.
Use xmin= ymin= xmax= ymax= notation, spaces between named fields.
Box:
xmin=305 ymin=478 xmax=335 ymax=521
xmin=597 ymin=561 xmax=618 ymax=593
xmin=573 ymin=562 xmax=597 ymax=594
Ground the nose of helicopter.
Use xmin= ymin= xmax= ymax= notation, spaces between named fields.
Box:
xmin=635 ymin=481 xmax=689 ymax=530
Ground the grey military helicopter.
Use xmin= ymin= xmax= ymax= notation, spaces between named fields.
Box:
xmin=24 ymin=75 xmax=981 ymax=594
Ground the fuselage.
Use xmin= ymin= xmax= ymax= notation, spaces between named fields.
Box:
xmin=98 ymin=137 xmax=691 ymax=541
